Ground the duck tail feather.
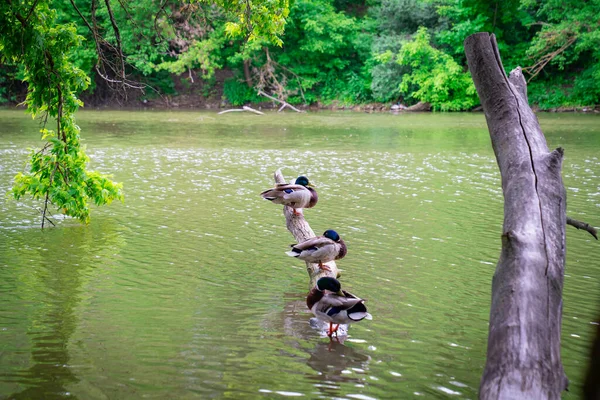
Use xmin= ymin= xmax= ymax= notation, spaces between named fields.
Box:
xmin=348 ymin=311 xmax=371 ymax=321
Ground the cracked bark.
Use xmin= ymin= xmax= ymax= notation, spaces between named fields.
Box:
xmin=465 ymin=33 xmax=568 ymax=399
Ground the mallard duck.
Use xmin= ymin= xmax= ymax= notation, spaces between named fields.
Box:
xmin=286 ymin=229 xmax=347 ymax=271
xmin=307 ymin=277 xmax=372 ymax=337
xmin=260 ymin=176 xmax=318 ymax=215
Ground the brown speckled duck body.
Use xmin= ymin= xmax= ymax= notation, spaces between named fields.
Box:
xmin=286 ymin=230 xmax=346 ymax=271
xmin=260 ymin=176 xmax=318 ymax=212
xmin=307 ymin=277 xmax=372 ymax=336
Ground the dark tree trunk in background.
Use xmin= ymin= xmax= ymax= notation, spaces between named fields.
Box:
xmin=464 ymin=32 xmax=568 ymax=399
xmin=243 ymin=59 xmax=253 ymax=88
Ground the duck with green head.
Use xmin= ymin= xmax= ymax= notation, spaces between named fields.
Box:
xmin=286 ymin=229 xmax=347 ymax=272
xmin=307 ymin=277 xmax=372 ymax=337
xmin=260 ymin=176 xmax=318 ymax=216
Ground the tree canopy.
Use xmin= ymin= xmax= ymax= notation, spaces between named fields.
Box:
xmin=3 ymin=0 xmax=599 ymax=111
xmin=0 ymin=0 xmax=290 ymax=226
xmin=1 ymin=0 xmax=124 ymax=226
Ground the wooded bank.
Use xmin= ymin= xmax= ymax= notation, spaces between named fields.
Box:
xmin=2 ymin=0 xmax=599 ymax=111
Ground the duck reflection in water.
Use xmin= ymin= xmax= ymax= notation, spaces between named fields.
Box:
xmin=278 ymin=293 xmax=372 ymax=396
xmin=306 ymin=340 xmax=372 ymax=396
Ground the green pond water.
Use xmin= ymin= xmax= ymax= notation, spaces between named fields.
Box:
xmin=0 ymin=109 xmax=599 ymax=399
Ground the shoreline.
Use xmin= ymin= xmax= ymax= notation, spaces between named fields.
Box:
xmin=1 ymin=100 xmax=598 ymax=114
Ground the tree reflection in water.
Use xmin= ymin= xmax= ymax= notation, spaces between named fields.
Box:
xmin=7 ymin=221 xmax=125 ymax=399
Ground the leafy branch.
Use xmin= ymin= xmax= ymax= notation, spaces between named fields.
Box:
xmin=1 ymin=0 xmax=124 ymax=227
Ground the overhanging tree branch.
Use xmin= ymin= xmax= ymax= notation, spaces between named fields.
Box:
xmin=566 ymin=217 xmax=598 ymax=240
xmin=103 ymin=0 xmax=125 ymax=80
xmin=522 ymin=33 xmax=577 ymax=82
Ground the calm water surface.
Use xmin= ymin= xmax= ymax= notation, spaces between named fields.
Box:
xmin=1 ymin=109 xmax=599 ymax=399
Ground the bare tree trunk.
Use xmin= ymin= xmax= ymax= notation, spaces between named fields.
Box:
xmin=464 ymin=32 xmax=568 ymax=399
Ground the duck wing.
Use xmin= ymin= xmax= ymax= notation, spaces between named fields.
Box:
xmin=261 ymin=184 xmax=311 ymax=207
xmin=292 ymin=236 xmax=335 ymax=251
xmin=319 ymin=293 xmax=364 ymax=310
xmin=260 ymin=184 xmax=305 ymax=197
xmin=318 ymin=292 xmax=372 ymax=322
xmin=346 ymin=302 xmax=372 ymax=321
xmin=340 ymin=290 xmax=372 ymax=320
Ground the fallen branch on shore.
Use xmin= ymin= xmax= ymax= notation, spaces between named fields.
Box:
xmin=218 ymin=106 xmax=264 ymax=115
xmin=258 ymin=90 xmax=306 ymax=113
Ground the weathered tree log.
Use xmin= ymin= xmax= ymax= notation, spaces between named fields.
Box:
xmin=273 ymin=169 xmax=340 ymax=288
xmin=464 ymin=32 xmax=568 ymax=399
xmin=405 ymin=101 xmax=431 ymax=112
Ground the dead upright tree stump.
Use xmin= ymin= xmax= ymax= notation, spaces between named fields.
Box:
xmin=272 ymin=169 xmax=347 ymax=337
xmin=273 ymin=169 xmax=341 ymax=288
xmin=464 ymin=33 xmax=568 ymax=399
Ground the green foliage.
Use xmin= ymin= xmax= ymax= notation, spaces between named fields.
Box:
xmin=369 ymin=34 xmax=408 ymax=103
xmin=220 ymin=0 xmax=290 ymax=45
xmin=527 ymin=80 xmax=570 ymax=110
xmin=157 ymin=35 xmax=223 ymax=79
xmin=395 ymin=27 xmax=477 ymax=111
xmin=434 ymin=0 xmax=530 ymax=62
xmin=223 ymin=78 xmax=261 ymax=106
xmin=370 ymin=61 xmax=405 ymax=102
xmin=0 ymin=1 xmax=123 ymax=226
xmin=2 ymin=0 xmax=599 ymax=123
xmin=572 ymin=64 xmax=600 ymax=106
xmin=374 ymin=0 xmax=439 ymax=35
xmin=264 ymin=0 xmax=372 ymax=103
xmin=143 ymin=70 xmax=178 ymax=96
xmin=522 ymin=0 xmax=600 ymax=106
xmin=0 ymin=72 xmax=12 ymax=103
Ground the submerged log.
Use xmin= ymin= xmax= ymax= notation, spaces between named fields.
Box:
xmin=464 ymin=33 xmax=568 ymax=398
